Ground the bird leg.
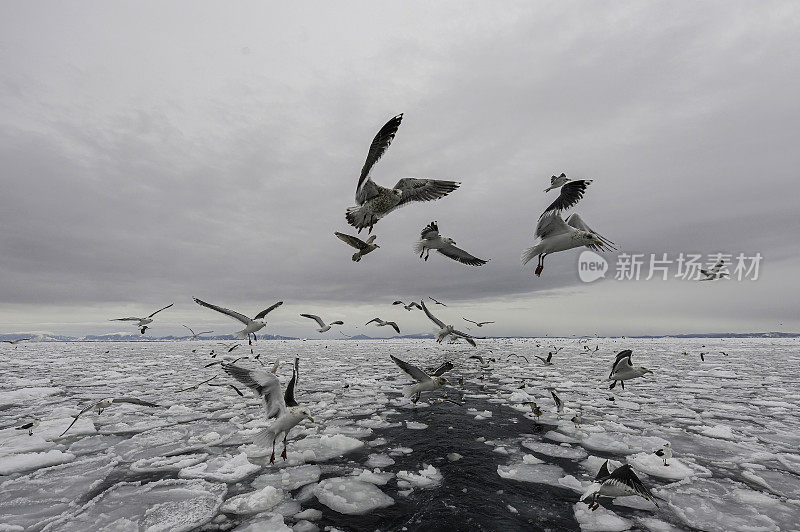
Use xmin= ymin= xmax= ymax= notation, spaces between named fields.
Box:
xmin=270 ymin=439 xmax=276 ymax=464
xmin=609 ymin=381 xmax=616 ymax=390
xmin=664 ymin=458 xmax=669 ymax=466
xmin=425 ymin=249 xmax=430 ymax=261
xmin=620 ymin=381 xmax=625 ymax=390
xmin=281 ymin=434 xmax=288 ymax=460
xmin=535 ymin=254 xmax=545 ymax=277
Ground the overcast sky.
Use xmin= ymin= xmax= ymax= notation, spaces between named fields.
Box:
xmin=1 ymin=1 xmax=798 ymax=338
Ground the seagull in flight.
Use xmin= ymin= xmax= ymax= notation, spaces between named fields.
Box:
xmin=3 ymin=338 xmax=30 ymax=345
xmin=608 ymin=350 xmax=653 ymax=389
xmin=699 ymin=259 xmax=729 ymax=281
xmin=110 ymin=303 xmax=173 ymax=334
xmin=414 ymin=221 xmax=488 ymax=266
xmin=551 ymin=390 xmax=563 ymax=417
xmin=182 ymin=325 xmax=214 ymax=340
xmin=334 ymin=232 xmax=380 ymax=262
xmin=194 ymin=298 xmax=283 ymax=343
xmin=421 ymin=301 xmax=477 ymax=347
xmin=393 ymin=300 xmax=422 ymax=311
xmin=581 ymin=461 xmax=658 ymax=511
xmin=366 ymin=318 xmax=401 ymax=334
xmin=463 ymin=318 xmax=494 ymax=327
xmin=60 ymin=397 xmax=159 ymax=437
xmin=223 ymin=357 xmax=313 ymax=464
xmin=541 ymin=173 xmax=593 ymax=218
xmin=390 ymin=354 xmax=452 ymax=404
xmin=300 ymin=314 xmax=344 ymax=333
xmin=428 ymin=297 xmax=447 ymax=307
xmin=535 ymin=352 xmax=554 ymax=365
xmin=522 ymin=213 xmax=615 ymax=277
xmin=346 ymin=114 xmax=460 ymax=233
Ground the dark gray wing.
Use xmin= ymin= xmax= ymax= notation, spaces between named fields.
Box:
xmin=386 ymin=321 xmax=400 ymax=334
xmin=420 ymin=301 xmax=446 ymax=328
xmin=610 ymin=350 xmax=633 ymax=377
xmin=391 ymin=355 xmax=431 ymax=383
xmin=550 ymin=391 xmax=562 ymax=409
xmin=394 ymin=178 xmax=460 ymax=207
xmin=223 ymin=363 xmax=286 ymax=418
xmin=147 ymin=303 xmax=174 ymax=318
xmin=254 ymin=301 xmax=283 ymax=320
xmin=356 ymin=114 xmax=403 ymax=204
xmin=534 ymin=212 xmax=572 ymax=240
xmin=595 ymin=460 xmax=612 ymax=481
xmin=284 ymin=357 xmax=299 ymax=407
xmin=300 ymin=314 xmax=326 ymax=327
xmin=420 ymin=221 xmax=439 ymax=240
xmin=540 ymin=180 xmax=592 ymax=218
xmin=335 ymin=232 xmax=369 ymax=250
xmin=607 ymin=465 xmax=658 ymax=505
xmin=431 ymin=361 xmax=454 ymax=377
xmin=113 ymin=397 xmax=159 ymax=407
xmin=438 ymin=242 xmax=488 ymax=266
xmin=194 ymin=298 xmax=252 ymax=325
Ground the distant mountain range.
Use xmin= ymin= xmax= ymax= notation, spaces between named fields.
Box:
xmin=1 ymin=331 xmax=797 ymax=342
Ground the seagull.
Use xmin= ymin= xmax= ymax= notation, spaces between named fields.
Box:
xmin=571 ymin=413 xmax=582 ymax=427
xmin=110 ymin=303 xmax=173 ymax=334
xmin=299 ymin=314 xmax=344 ymax=333
xmin=428 ymin=297 xmax=447 ymax=307
xmin=551 ymin=390 xmax=563 ymax=417
xmin=421 ymin=301 xmax=477 ymax=347
xmin=535 ymin=352 xmax=554 ymax=365
xmin=393 ymin=300 xmax=422 ymax=311
xmin=608 ymin=350 xmax=653 ymax=389
xmin=463 ymin=318 xmax=494 ymax=327
xmin=522 ymin=212 xmax=615 ymax=277
xmin=193 ymin=298 xmax=283 ymax=343
xmin=524 ymin=402 xmax=543 ymax=421
xmin=366 ymin=318 xmax=401 ymax=334
xmin=223 ymin=357 xmax=313 ymax=464
xmin=699 ymin=259 xmax=729 ymax=281
xmin=60 ymin=397 xmax=159 ymax=437
xmin=541 ymin=173 xmax=593 ymax=218
xmin=182 ymin=325 xmax=214 ymax=340
xmin=654 ymin=442 xmax=673 ymax=466
xmin=16 ymin=418 xmax=40 ymax=436
xmin=2 ymin=338 xmax=30 ymax=345
xmin=581 ymin=461 xmax=658 ymax=511
xmin=346 ymin=114 xmax=460 ymax=233
xmin=390 ymin=354 xmax=452 ymax=404
xmin=414 ymin=221 xmax=488 ymax=266
xmin=334 ymin=232 xmax=380 ymax=262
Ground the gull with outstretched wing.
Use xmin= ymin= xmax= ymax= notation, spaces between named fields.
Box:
xmin=194 ymin=298 xmax=282 ymax=344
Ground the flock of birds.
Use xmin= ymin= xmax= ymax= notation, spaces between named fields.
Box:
xmin=6 ymin=114 xmax=716 ymax=517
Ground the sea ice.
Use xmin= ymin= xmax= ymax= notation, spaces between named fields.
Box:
xmin=179 ymin=452 xmax=261 ymax=483
xmin=314 ymin=477 xmax=394 ymax=515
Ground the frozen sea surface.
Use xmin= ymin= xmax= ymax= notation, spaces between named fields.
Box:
xmin=1 ymin=338 xmax=799 ymax=531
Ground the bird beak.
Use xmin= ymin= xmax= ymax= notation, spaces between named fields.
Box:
xmin=594 ymin=239 xmax=604 ymax=246
xmin=444 ymin=379 xmax=452 ymax=385
xmin=307 ymin=416 xmax=315 ymax=422
xmin=646 ymin=369 xmax=654 ymax=374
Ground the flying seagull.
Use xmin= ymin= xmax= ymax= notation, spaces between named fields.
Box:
xmin=2 ymin=338 xmax=31 ymax=345
xmin=393 ymin=300 xmax=422 ymax=311
xmin=366 ymin=318 xmax=401 ymax=334
xmin=541 ymin=173 xmax=593 ymax=218
xmin=551 ymin=390 xmax=563 ymax=417
xmin=194 ymin=298 xmax=283 ymax=343
xmin=522 ymin=213 xmax=615 ymax=277
xmin=421 ymin=301 xmax=478 ymax=346
xmin=346 ymin=114 xmax=460 ymax=233
xmin=581 ymin=461 xmax=658 ymax=511
xmin=390 ymin=354 xmax=452 ymax=404
xmin=223 ymin=357 xmax=313 ymax=464
xmin=463 ymin=318 xmax=494 ymax=327
xmin=182 ymin=325 xmax=214 ymax=340
xmin=110 ymin=303 xmax=173 ymax=334
xmin=414 ymin=221 xmax=488 ymax=266
xmin=299 ymin=314 xmax=344 ymax=333
xmin=654 ymin=442 xmax=673 ymax=466
xmin=608 ymin=350 xmax=653 ymax=389
xmin=535 ymin=352 xmax=554 ymax=365
xmin=334 ymin=232 xmax=379 ymax=262
xmin=699 ymin=259 xmax=729 ymax=281
xmin=428 ymin=297 xmax=447 ymax=307
xmin=60 ymin=397 xmax=159 ymax=437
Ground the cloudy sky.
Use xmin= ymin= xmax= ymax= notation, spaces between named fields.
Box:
xmin=1 ymin=2 xmax=798 ymax=338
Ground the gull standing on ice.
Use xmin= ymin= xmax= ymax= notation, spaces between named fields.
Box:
xmin=346 ymin=114 xmax=460 ymax=233
xmin=60 ymin=397 xmax=160 ymax=437
xmin=654 ymin=442 xmax=673 ymax=466
xmin=522 ymin=213 xmax=615 ymax=277
xmin=541 ymin=173 xmax=593 ymax=218
xmin=223 ymin=357 xmax=313 ymax=464
xmin=608 ymin=350 xmax=653 ymax=389
xmin=334 ymin=232 xmax=379 ymax=262
xmin=390 ymin=355 xmax=452 ymax=404
xmin=393 ymin=300 xmax=422 ymax=311
xmin=110 ymin=303 xmax=173 ymax=334
xmin=421 ymin=301 xmax=478 ymax=346
xmin=463 ymin=318 xmax=494 ymax=327
xmin=581 ymin=460 xmax=659 ymax=510
xmin=194 ymin=298 xmax=283 ymax=344
xmin=300 ymin=314 xmax=344 ymax=333
xmin=366 ymin=318 xmax=401 ymax=334
xmin=182 ymin=325 xmax=214 ymax=340
xmin=414 ymin=222 xmax=488 ymax=266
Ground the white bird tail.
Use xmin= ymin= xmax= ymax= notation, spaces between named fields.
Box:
xmin=412 ymin=240 xmax=426 ymax=255
xmin=253 ymin=427 xmax=278 ymax=447
xmin=403 ymin=384 xmax=418 ymax=398
xmin=521 ymin=244 xmax=544 ymax=266
xmin=346 ymin=205 xmax=373 ymax=230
